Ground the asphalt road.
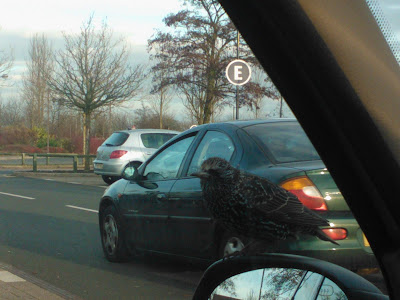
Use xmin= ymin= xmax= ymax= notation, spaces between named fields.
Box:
xmin=0 ymin=170 xmax=203 ymax=299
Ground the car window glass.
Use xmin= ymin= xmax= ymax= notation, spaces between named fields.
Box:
xmin=187 ymin=131 xmax=235 ymax=175
xmin=244 ymin=122 xmax=320 ymax=163
xmin=143 ymin=136 xmax=195 ymax=180
xmin=102 ymin=132 xmax=129 ymax=146
xmin=140 ymin=133 xmax=176 ymax=149
xmin=317 ymin=277 xmax=347 ymax=300
xmin=237 ymin=129 xmax=270 ymax=170
xmin=293 ymin=272 xmax=324 ymax=300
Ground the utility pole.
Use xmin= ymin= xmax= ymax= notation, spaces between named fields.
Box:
xmin=47 ymin=95 xmax=50 ymax=153
xmin=226 ymin=33 xmax=251 ymax=119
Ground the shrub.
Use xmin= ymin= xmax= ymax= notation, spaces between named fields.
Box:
xmin=72 ymin=136 xmax=105 ymax=154
xmin=0 ymin=144 xmax=43 ymax=153
xmin=0 ymin=126 xmax=35 ymax=146
xmin=45 ymin=147 xmax=68 ymax=153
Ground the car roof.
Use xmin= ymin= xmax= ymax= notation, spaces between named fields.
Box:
xmin=113 ymin=129 xmax=180 ymax=134
xmin=185 ymin=118 xmax=297 ymax=133
xmin=214 ymin=118 xmax=297 ymax=128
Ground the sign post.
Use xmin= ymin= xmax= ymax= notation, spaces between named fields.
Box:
xmin=226 ymin=59 xmax=252 ymax=119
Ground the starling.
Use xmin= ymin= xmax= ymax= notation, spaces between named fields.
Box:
xmin=192 ymin=157 xmax=338 ymax=249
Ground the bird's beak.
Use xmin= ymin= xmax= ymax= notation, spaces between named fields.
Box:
xmin=191 ymin=171 xmax=210 ymax=179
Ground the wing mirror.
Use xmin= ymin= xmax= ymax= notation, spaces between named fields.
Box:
xmin=121 ymin=164 xmax=139 ymax=181
xmin=193 ymin=254 xmax=387 ymax=300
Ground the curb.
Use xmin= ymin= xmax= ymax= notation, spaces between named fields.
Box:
xmin=0 ymin=261 xmax=80 ymax=299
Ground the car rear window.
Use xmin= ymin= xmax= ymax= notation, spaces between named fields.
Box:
xmin=243 ymin=122 xmax=320 ymax=163
xmin=102 ymin=132 xmax=129 ymax=147
xmin=141 ymin=133 xmax=176 ymax=149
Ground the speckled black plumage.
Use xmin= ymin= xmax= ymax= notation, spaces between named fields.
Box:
xmin=194 ymin=157 xmax=338 ymax=245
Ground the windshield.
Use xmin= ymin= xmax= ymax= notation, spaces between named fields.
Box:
xmin=0 ymin=0 xmax=397 ymax=299
xmin=243 ymin=122 xmax=320 ymax=163
xmin=366 ymin=0 xmax=400 ymax=65
xmin=102 ymin=132 xmax=129 ymax=147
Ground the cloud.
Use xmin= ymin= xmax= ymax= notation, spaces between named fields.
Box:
xmin=1 ymin=0 xmax=181 ymax=45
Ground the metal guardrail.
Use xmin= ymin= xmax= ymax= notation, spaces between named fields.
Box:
xmin=0 ymin=152 xmax=96 ymax=172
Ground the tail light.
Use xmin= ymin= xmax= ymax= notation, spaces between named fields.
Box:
xmin=322 ymin=228 xmax=347 ymax=240
xmin=110 ymin=150 xmax=128 ymax=159
xmin=280 ymin=176 xmax=327 ymax=211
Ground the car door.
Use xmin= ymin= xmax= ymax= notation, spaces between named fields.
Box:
xmin=122 ymin=134 xmax=195 ymax=252
xmin=168 ymin=130 xmax=236 ymax=257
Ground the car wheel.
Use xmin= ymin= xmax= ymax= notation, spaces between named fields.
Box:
xmin=100 ymin=205 xmax=130 ymax=262
xmin=219 ymin=233 xmax=248 ymax=259
xmin=102 ymin=175 xmax=119 ymax=185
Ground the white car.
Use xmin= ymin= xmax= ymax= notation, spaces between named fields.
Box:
xmin=93 ymin=129 xmax=179 ymax=184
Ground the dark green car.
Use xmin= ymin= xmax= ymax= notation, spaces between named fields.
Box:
xmin=99 ymin=119 xmax=376 ymax=270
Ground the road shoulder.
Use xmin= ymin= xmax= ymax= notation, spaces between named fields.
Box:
xmin=0 ymin=261 xmax=78 ymax=299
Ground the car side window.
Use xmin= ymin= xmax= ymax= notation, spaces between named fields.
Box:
xmin=143 ymin=136 xmax=195 ymax=180
xmin=140 ymin=133 xmax=177 ymax=149
xmin=188 ymin=131 xmax=235 ymax=175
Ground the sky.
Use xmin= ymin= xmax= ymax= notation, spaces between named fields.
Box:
xmin=0 ymin=0 xmax=184 ymax=78
xmin=0 ymin=0 xmax=182 ymax=45
xmin=1 ymin=0 xmax=399 ymax=121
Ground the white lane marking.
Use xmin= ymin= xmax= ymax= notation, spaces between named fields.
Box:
xmin=0 ymin=192 xmax=35 ymax=200
xmin=44 ymin=178 xmax=55 ymax=181
xmin=66 ymin=205 xmax=98 ymax=213
xmin=98 ymin=186 xmax=108 ymax=188
xmin=4 ymin=175 xmax=16 ymax=178
xmin=0 ymin=271 xmax=26 ymax=282
xmin=68 ymin=182 xmax=81 ymax=185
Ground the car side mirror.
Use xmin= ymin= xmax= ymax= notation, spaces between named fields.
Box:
xmin=121 ymin=165 xmax=138 ymax=181
xmin=193 ymin=254 xmax=387 ymax=300
xmin=209 ymin=268 xmax=343 ymax=300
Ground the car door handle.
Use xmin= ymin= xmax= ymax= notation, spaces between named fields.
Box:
xmin=157 ymin=193 xmax=167 ymax=199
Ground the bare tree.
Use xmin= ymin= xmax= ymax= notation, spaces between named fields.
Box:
xmin=148 ymin=41 xmax=175 ymax=129
xmin=149 ymin=0 xmax=244 ymax=124
xmin=149 ymin=0 xmax=263 ymax=124
xmin=150 ymin=91 xmax=172 ymax=129
xmin=48 ymin=16 xmax=145 ymax=169
xmin=242 ymin=69 xmax=280 ymax=119
xmin=268 ymin=96 xmax=295 ymax=119
xmin=0 ymin=96 xmax=24 ymax=126
xmin=21 ymin=34 xmax=54 ymax=130
xmin=0 ymin=28 xmax=13 ymax=86
xmin=133 ymin=102 xmax=184 ymax=131
xmin=148 ymin=86 xmax=173 ymax=129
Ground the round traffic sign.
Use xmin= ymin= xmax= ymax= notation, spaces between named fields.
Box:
xmin=225 ymin=59 xmax=252 ymax=86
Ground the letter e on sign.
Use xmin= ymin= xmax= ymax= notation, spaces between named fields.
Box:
xmin=226 ymin=59 xmax=251 ymax=86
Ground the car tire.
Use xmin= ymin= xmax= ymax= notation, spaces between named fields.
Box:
xmin=100 ymin=205 xmax=131 ymax=262
xmin=218 ymin=232 xmax=248 ymax=259
xmin=102 ymin=175 xmax=119 ymax=185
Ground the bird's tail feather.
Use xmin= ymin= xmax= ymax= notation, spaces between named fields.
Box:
xmin=316 ymin=229 xmax=340 ymax=246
